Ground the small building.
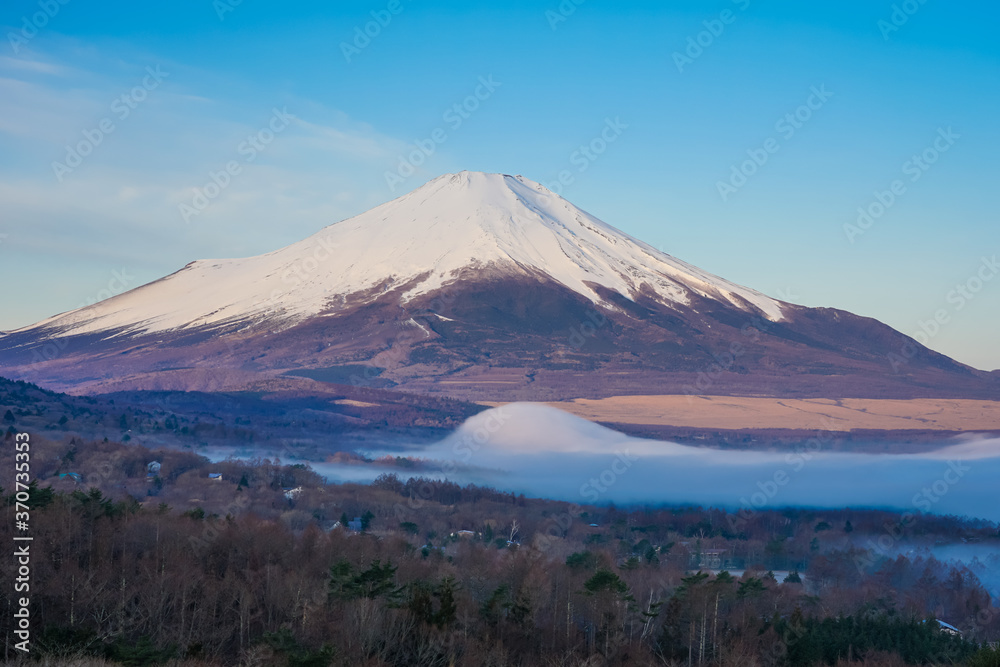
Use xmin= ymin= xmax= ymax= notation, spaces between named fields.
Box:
xmin=452 ymin=530 xmax=476 ymax=539
xmin=208 ymin=473 xmax=223 ymax=481
xmin=59 ymin=472 xmax=83 ymax=483
xmin=936 ymin=620 xmax=962 ymax=637
xmin=347 ymin=517 xmax=364 ymax=531
xmin=682 ymin=544 xmax=727 ymax=570
xmin=146 ymin=461 xmax=161 ymax=477
xmin=283 ymin=486 xmax=303 ymax=500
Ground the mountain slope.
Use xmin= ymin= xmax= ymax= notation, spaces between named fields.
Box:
xmin=1 ymin=172 xmax=997 ymax=401
xmin=8 ymin=172 xmax=783 ymax=340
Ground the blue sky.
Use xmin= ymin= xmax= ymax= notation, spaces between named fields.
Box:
xmin=1 ymin=0 xmax=998 ymax=370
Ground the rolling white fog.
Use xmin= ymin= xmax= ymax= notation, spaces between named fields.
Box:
xmin=322 ymin=403 xmax=1000 ymax=524
xmin=205 ymin=402 xmax=1000 ymax=596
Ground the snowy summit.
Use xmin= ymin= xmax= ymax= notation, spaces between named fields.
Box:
xmin=14 ymin=171 xmax=785 ymax=338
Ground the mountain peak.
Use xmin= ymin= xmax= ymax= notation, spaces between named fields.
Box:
xmin=428 ymin=170 xmax=521 ymax=185
xmin=394 ymin=170 xmax=554 ymax=216
xmin=13 ymin=171 xmax=785 ymax=339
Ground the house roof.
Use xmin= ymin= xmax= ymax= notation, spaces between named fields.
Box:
xmin=936 ymin=620 xmax=961 ymax=633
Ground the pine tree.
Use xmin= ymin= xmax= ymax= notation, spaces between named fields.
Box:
xmin=434 ymin=577 xmax=457 ymax=627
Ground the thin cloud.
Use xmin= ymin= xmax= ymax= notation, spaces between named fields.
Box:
xmin=0 ymin=42 xmax=425 ymax=331
xmin=0 ymin=55 xmax=69 ymax=76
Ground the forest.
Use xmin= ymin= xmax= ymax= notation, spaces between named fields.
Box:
xmin=3 ymin=427 xmax=1000 ymax=666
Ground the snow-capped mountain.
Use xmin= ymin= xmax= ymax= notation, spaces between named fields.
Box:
xmin=14 ymin=171 xmax=782 ymax=339
xmin=1 ymin=172 xmax=996 ymax=400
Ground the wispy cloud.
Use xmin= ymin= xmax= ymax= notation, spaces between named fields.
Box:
xmin=0 ymin=55 xmax=69 ymax=75
xmin=0 ymin=41 xmax=419 ymax=330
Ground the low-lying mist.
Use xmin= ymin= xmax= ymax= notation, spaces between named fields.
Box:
xmin=346 ymin=403 xmax=1000 ymax=524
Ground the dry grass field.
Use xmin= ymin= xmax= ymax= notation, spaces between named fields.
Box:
xmin=534 ymin=395 xmax=1000 ymax=432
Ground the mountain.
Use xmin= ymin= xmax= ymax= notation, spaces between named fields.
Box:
xmin=8 ymin=172 xmax=784 ymax=336
xmin=1 ymin=171 xmax=997 ymax=401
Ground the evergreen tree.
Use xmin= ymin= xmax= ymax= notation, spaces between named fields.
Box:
xmin=434 ymin=577 xmax=457 ymax=627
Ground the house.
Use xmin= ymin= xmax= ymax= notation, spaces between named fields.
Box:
xmin=347 ymin=517 xmax=364 ymax=531
xmin=59 ymin=472 xmax=83 ymax=483
xmin=699 ymin=549 xmax=727 ymax=569
xmin=936 ymin=620 xmax=962 ymax=637
xmin=208 ymin=473 xmax=223 ymax=481
xmin=146 ymin=461 xmax=161 ymax=477
xmin=682 ymin=544 xmax=728 ymax=570
xmin=283 ymin=486 xmax=303 ymax=500
xmin=452 ymin=530 xmax=476 ymax=539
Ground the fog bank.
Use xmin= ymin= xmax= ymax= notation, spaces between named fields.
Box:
xmin=396 ymin=403 xmax=1000 ymax=522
